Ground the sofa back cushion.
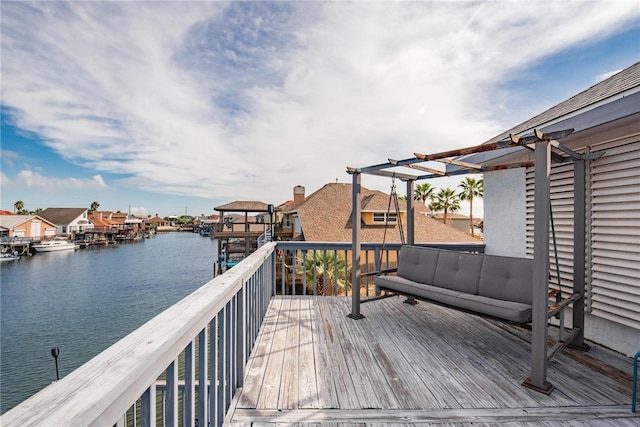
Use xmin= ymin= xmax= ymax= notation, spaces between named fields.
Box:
xmin=433 ymin=250 xmax=483 ymax=294
xmin=398 ymin=245 xmax=441 ymax=285
xmin=478 ymin=255 xmax=533 ymax=304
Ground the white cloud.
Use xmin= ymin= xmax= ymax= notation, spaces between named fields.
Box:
xmin=595 ymin=69 xmax=623 ymax=83
xmin=4 ymin=170 xmax=108 ymax=192
xmin=1 ymin=1 xmax=638 ymax=205
xmin=129 ymin=206 xmax=148 ymax=216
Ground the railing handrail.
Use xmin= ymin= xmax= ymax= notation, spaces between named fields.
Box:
xmin=276 ymin=241 xmax=485 ymax=252
xmin=1 ymin=243 xmax=277 ymax=426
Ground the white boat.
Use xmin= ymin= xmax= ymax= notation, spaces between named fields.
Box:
xmin=0 ymin=252 xmax=20 ymax=261
xmin=32 ymin=239 xmax=78 ymax=253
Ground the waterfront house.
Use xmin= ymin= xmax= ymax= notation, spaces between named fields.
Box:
xmin=147 ymin=215 xmax=167 ymax=227
xmin=88 ymin=212 xmax=120 ymax=230
xmin=282 ymin=182 xmax=478 ymax=244
xmin=0 ymin=215 xmax=57 ymax=240
xmin=37 ymin=207 xmax=93 ymax=235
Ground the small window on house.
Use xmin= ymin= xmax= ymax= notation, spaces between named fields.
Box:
xmin=372 ymin=213 xmax=397 ymax=223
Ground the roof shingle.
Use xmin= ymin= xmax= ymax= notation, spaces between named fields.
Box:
xmin=289 ymin=183 xmax=478 ymax=243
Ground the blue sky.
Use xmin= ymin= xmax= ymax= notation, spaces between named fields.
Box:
xmin=1 ymin=1 xmax=639 ymax=218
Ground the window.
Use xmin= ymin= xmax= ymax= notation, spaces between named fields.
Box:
xmin=372 ymin=212 xmax=397 ymax=223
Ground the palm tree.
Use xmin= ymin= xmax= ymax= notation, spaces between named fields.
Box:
xmin=414 ymin=183 xmax=435 ymax=205
xmin=458 ymin=177 xmax=483 ymax=236
xmin=297 ymin=250 xmax=348 ymax=296
xmin=430 ymin=188 xmax=461 ymax=225
xmin=14 ymin=200 xmax=24 ymax=214
xmin=89 ymin=201 xmax=100 ymax=215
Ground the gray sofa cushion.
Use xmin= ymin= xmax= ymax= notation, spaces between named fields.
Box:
xmin=455 ymin=294 xmax=533 ymax=323
xmin=479 ymin=255 xmax=533 ymax=305
xmin=398 ymin=245 xmax=441 ymax=285
xmin=433 ymin=250 xmax=483 ymax=294
xmin=375 ymin=275 xmax=461 ymax=306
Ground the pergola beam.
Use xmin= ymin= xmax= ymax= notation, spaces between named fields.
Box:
xmin=402 ymin=163 xmax=446 ymax=176
xmin=439 ymin=158 xmax=483 ymax=170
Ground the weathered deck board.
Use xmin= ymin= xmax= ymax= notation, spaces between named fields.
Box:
xmin=229 ymin=296 xmax=638 ymax=426
xmin=298 ymin=297 xmax=319 ymax=409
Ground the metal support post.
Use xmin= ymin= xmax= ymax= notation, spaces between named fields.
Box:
xmin=406 ymin=180 xmax=415 ymax=245
xmin=571 ymin=159 xmax=589 ymax=350
xmin=349 ymin=172 xmax=365 ymax=319
xmin=523 ymin=140 xmax=554 ymax=394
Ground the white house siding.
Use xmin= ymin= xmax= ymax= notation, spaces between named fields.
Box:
xmin=587 ymin=139 xmax=640 ymax=354
xmin=518 ymin=138 xmax=640 ymax=356
xmin=525 ymin=162 xmax=576 ymax=298
xmin=483 ymin=168 xmax=527 ymax=257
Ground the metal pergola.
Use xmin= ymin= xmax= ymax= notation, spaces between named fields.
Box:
xmin=346 ymin=128 xmax=600 ymax=394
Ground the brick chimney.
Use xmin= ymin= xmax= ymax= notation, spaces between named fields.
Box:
xmin=293 ymin=185 xmax=305 ymax=204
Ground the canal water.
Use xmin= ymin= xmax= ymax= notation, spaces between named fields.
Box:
xmin=0 ymin=232 xmax=218 ymax=414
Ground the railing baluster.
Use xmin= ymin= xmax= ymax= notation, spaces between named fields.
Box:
xmin=141 ymin=384 xmax=156 ymax=427
xmin=217 ymin=308 xmax=225 ymax=427
xmin=344 ymin=249 xmax=349 ymax=296
xmin=166 ymin=361 xmax=178 ymax=426
xmin=209 ymin=316 xmax=217 ymax=427
xmin=291 ymin=251 xmax=299 ymax=295
xmin=184 ymin=341 xmax=195 ymax=427
xmin=224 ymin=300 xmax=232 ymax=415
xmin=280 ymin=249 xmax=285 ymax=295
xmin=237 ymin=286 xmax=245 ymax=388
xmin=161 ymin=389 xmax=166 ymax=427
xmin=197 ymin=328 xmax=208 ymax=427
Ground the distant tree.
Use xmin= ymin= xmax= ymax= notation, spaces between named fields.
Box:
xmin=176 ymin=216 xmax=193 ymax=225
xmin=398 ymin=195 xmax=407 ymax=201
xmin=89 ymin=201 xmax=100 ymax=215
xmin=413 ymin=183 xmax=435 ymax=205
xmin=14 ymin=200 xmax=24 ymax=214
xmin=430 ymin=188 xmax=461 ymax=225
xmin=458 ymin=177 xmax=483 ymax=236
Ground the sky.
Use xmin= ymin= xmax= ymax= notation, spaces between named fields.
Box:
xmin=1 ymin=1 xmax=639 ymax=218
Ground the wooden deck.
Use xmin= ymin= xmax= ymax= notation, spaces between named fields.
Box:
xmin=226 ymin=296 xmax=639 ymax=426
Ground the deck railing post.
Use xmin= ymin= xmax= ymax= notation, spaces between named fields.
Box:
xmin=349 ymin=172 xmax=364 ymax=319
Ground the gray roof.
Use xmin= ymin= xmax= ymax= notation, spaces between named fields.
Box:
xmin=486 ymin=61 xmax=640 ymax=144
xmin=37 ymin=208 xmax=88 ymax=226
